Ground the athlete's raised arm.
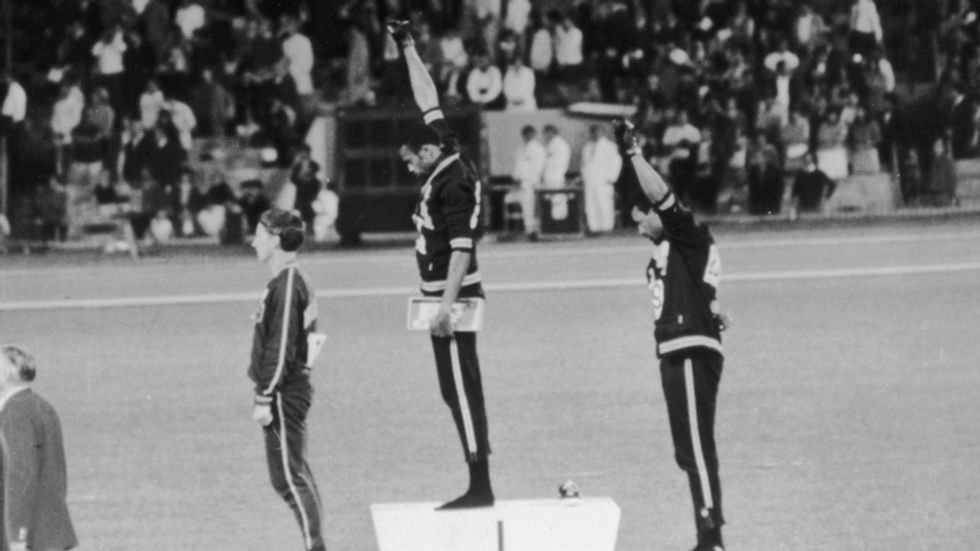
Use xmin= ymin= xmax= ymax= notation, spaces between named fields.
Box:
xmin=387 ymin=20 xmax=440 ymax=116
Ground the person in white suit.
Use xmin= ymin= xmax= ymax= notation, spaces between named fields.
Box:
xmin=542 ymin=124 xmax=572 ymax=225
xmin=581 ymin=124 xmax=622 ymax=234
xmin=510 ymin=125 xmax=546 ymax=237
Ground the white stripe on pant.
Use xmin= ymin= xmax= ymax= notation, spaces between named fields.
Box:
xmin=684 ymin=359 xmax=714 ymax=509
xmin=277 ymin=393 xmax=313 ymax=549
xmin=449 ymin=338 xmax=478 ymax=455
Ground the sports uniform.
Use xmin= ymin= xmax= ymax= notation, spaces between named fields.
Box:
xmin=249 ymin=224 xmax=325 ymax=550
xmin=390 ymin=18 xmax=494 ymax=508
xmin=616 ymin=119 xmax=727 ymax=551
xmin=414 ymin=107 xmax=493 ymax=466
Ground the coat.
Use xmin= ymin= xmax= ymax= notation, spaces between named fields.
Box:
xmin=0 ymin=389 xmax=77 ymax=550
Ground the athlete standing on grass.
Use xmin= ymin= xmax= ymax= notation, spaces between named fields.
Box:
xmin=386 ymin=20 xmax=495 ymax=509
xmin=614 ymin=119 xmax=729 ymax=551
xmin=249 ymin=209 xmax=326 ymax=550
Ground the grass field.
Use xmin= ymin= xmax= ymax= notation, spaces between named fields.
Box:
xmin=1 ymin=218 xmax=979 ymax=551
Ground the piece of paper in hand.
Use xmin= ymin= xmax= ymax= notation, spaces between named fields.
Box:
xmin=306 ymin=333 xmax=327 ymax=367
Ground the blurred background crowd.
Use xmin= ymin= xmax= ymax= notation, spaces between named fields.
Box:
xmin=0 ymin=0 xmax=977 ymax=252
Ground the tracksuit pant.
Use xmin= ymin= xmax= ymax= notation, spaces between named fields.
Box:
xmin=660 ymin=348 xmax=725 ymax=535
xmin=431 ymin=331 xmax=491 ymax=462
xmin=264 ymin=386 xmax=325 ymax=551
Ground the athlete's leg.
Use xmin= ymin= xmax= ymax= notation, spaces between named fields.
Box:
xmin=660 ymin=351 xmax=724 ymax=546
xmin=265 ymin=390 xmax=326 ymax=551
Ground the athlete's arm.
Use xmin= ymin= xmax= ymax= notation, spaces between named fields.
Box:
xmin=431 ymin=250 xmax=471 ymax=337
xmin=393 ymin=27 xmax=440 ymax=115
xmin=627 ymin=148 xmax=670 ymax=204
xmin=255 ymin=275 xmax=301 ymax=403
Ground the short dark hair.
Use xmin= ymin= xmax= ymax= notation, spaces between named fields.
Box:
xmin=402 ymin=123 xmax=442 ymax=153
xmin=2 ymin=345 xmax=36 ymax=382
xmin=260 ymin=209 xmax=305 ymax=252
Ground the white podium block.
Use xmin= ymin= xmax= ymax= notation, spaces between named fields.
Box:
xmin=371 ymin=498 xmax=620 ymax=551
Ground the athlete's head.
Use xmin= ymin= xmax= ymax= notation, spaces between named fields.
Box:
xmin=0 ymin=345 xmax=36 ymax=386
xmin=253 ymin=208 xmax=305 ymax=262
xmin=400 ymin=123 xmax=443 ymax=175
xmin=632 ymin=204 xmax=664 ymax=241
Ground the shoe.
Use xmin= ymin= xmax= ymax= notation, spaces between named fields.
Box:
xmin=385 ymin=19 xmax=413 ymax=48
xmin=436 ymin=491 xmax=495 ymax=510
xmin=690 ymin=545 xmax=724 ymax=551
xmin=612 ymin=118 xmax=640 ymax=155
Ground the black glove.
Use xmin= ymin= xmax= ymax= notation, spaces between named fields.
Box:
xmin=386 ymin=19 xmax=413 ymax=49
xmin=612 ymin=118 xmax=640 ymax=156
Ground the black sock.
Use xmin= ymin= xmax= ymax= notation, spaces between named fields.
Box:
xmin=700 ymin=527 xmax=723 ymax=547
xmin=468 ymin=459 xmax=492 ymax=496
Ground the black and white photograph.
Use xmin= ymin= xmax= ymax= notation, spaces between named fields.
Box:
xmin=1 ymin=0 xmax=978 ymax=550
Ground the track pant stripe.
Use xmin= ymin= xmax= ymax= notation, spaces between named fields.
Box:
xmin=277 ymin=393 xmax=313 ymax=549
xmin=684 ymin=359 xmax=714 ymax=509
xmin=449 ymin=338 xmax=477 ymax=455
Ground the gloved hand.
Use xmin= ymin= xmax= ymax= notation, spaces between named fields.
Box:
xmin=612 ymin=118 xmax=640 ymax=156
xmin=386 ymin=19 xmax=414 ymax=49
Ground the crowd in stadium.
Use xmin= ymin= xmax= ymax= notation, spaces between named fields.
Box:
xmin=0 ymin=0 xmax=977 ymax=251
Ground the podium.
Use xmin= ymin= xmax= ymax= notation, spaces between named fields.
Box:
xmin=371 ymin=498 xmax=620 ymax=551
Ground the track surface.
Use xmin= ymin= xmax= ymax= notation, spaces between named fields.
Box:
xmin=1 ymin=220 xmax=978 ymax=550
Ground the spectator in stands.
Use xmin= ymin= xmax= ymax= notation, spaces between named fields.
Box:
xmin=139 ymin=79 xmax=166 ymax=132
xmin=849 ymin=0 xmax=883 ymax=58
xmin=466 ymin=51 xmax=504 ymax=109
xmin=504 ymin=0 xmax=532 ymax=48
xmin=241 ymin=18 xmax=283 ymax=130
xmin=311 ymin=179 xmax=339 ymax=243
xmin=197 ymin=173 xmax=237 ymax=239
xmin=175 ymin=0 xmax=206 ymax=41
xmin=948 ymin=83 xmax=978 ymax=160
xmin=503 ymin=56 xmax=536 ymax=111
xmin=165 ymin=98 xmax=197 ymax=151
xmin=170 ymin=167 xmax=206 ymax=237
xmin=51 ymin=83 xmax=85 ymax=178
xmin=528 ymin=11 xmax=554 ymax=78
xmin=580 ymin=123 xmax=622 ymax=235
xmin=746 ymin=132 xmax=783 ymax=215
xmin=191 ymin=68 xmax=235 ymax=138
xmin=266 ymin=96 xmax=298 ymax=167
xmin=343 ymin=21 xmax=373 ymax=106
xmin=553 ymin=12 xmax=584 ymax=84
xmin=89 ymin=88 xmax=116 ymax=168
xmin=848 ymin=105 xmax=882 ymax=174
xmin=438 ymin=26 xmax=469 ymax=101
xmin=791 ymin=151 xmax=836 ymax=214
xmin=280 ymin=13 xmax=315 ymax=121
xmin=142 ymin=112 xmax=186 ymax=188
xmin=123 ymin=30 xmax=156 ymax=119
xmin=140 ymin=0 xmax=172 ymax=62
xmin=69 ymin=108 xmax=106 ymax=189
xmin=764 ymin=38 xmax=801 ymax=75
xmin=662 ymin=109 xmax=701 ymax=200
xmin=238 ymin=179 xmax=271 ymax=235
xmin=692 ymin=125 xmax=727 ymax=213
xmin=91 ymin=24 xmax=127 ymax=120
xmin=510 ymin=125 xmax=545 ymax=239
xmin=794 ymin=2 xmax=829 ymax=55
xmin=764 ymin=60 xmax=803 ymax=125
xmin=542 ymin=123 xmax=571 ymax=189
xmin=782 ymin=107 xmax=811 ymax=173
xmin=290 ymin=144 xmax=322 ymax=233
xmin=34 ymin=175 xmax=69 ymax=243
xmin=927 ymin=138 xmax=957 ymax=205
xmin=816 ymin=108 xmax=850 ymax=180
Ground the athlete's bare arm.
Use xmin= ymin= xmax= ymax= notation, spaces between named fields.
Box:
xmin=613 ymin=119 xmax=670 ymax=203
xmin=388 ymin=21 xmax=440 ymax=114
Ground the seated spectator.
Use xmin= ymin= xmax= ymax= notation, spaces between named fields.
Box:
xmin=528 ymin=12 xmax=554 ymax=77
xmin=140 ymin=79 xmax=166 ymax=131
xmin=662 ymin=110 xmax=701 ymax=191
xmin=91 ymin=24 xmax=127 ymax=118
xmin=465 ymin=51 xmax=504 ymax=109
xmin=794 ymin=3 xmax=830 ymax=55
xmin=88 ymin=88 xmax=116 ymax=166
xmin=781 ymin=108 xmax=811 ymax=173
xmin=503 ymin=56 xmax=536 ymax=111
xmin=816 ymin=109 xmax=850 ymax=180
xmin=791 ymin=152 xmax=837 ymax=214
xmin=438 ymin=26 xmax=469 ymax=96
xmin=266 ymin=96 xmax=298 ymax=167
xmin=764 ymin=38 xmax=800 ymax=74
xmin=165 ymin=98 xmax=197 ymax=151
xmin=197 ymin=174 xmax=237 ymax=238
xmin=175 ymin=0 xmax=205 ymax=41
xmin=849 ymin=0 xmax=883 ymax=59
xmin=238 ymin=179 xmax=271 ymax=235
xmin=848 ymin=105 xmax=882 ymax=174
xmin=280 ymin=14 xmax=315 ymax=120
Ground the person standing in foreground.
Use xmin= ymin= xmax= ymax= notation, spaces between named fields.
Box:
xmin=387 ymin=20 xmax=495 ymax=509
xmin=614 ymin=119 xmax=729 ymax=551
xmin=0 ymin=345 xmax=78 ymax=551
xmin=249 ymin=209 xmax=326 ymax=550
